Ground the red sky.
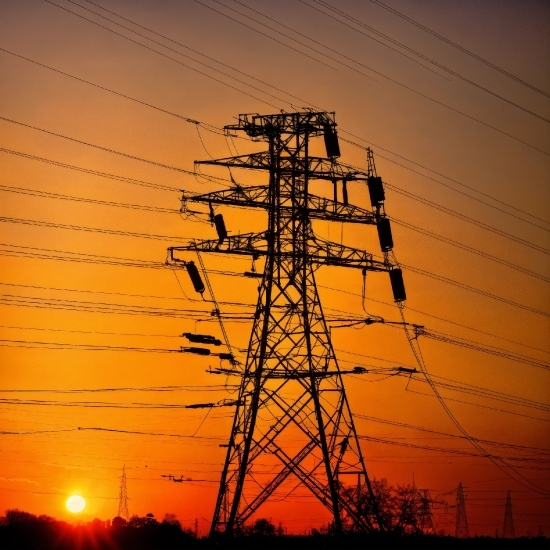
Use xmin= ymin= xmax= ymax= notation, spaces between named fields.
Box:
xmin=0 ymin=0 xmax=548 ymax=537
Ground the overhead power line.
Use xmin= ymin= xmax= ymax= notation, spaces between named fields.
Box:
xmin=409 ymin=372 xmax=550 ymax=413
xmin=404 ymin=381 xmax=549 ymax=424
xmin=0 ymin=183 xmax=178 ymax=213
xmin=419 ymin=329 xmax=549 ymax=371
xmin=0 ymin=384 xmax=237 ymax=394
xmin=383 ymin=181 xmax=550 ymax=256
xmin=401 ymin=262 xmax=549 ymax=318
xmin=4 ymin=188 xmax=547 ymax=288
xmin=322 ymin=283 xmax=549 ymax=356
xmin=192 ymin=0 xmax=550 ymax=141
xmin=3 ymin=43 xmax=547 ymax=226
xmin=344 ymin=146 xmax=550 ymax=231
xmin=368 ymin=0 xmax=550 ymax=98
xmin=0 ymin=293 xmax=215 ymax=320
xmin=301 ymin=0 xmax=549 ymax=121
xmin=0 ymin=147 xmax=179 ymax=192
xmin=391 ymin=218 xmax=550 ymax=283
xmin=43 ymin=0 xmax=281 ymax=108
xmin=355 ymin=414 xmax=550 ymax=451
xmin=0 ymin=116 xmax=198 ymax=177
xmin=77 ymin=0 xmax=322 ymax=108
xmin=1 ymin=240 xmax=547 ymax=319
xmin=0 ymin=281 xmax=250 ymax=306
xmin=356 ymin=435 xmax=548 ymax=466
xmin=76 ymin=426 xmax=225 ymax=441
xmin=0 ymin=338 xmax=182 ymax=352
xmin=0 ymin=215 xmax=190 ymax=242
xmin=46 ymin=0 xmax=548 ymax=154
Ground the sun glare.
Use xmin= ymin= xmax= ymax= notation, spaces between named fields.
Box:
xmin=66 ymin=495 xmax=86 ymax=513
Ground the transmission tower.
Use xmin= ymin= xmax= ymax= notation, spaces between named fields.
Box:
xmin=503 ymin=491 xmax=515 ymax=539
xmin=419 ymin=489 xmax=435 ymax=534
xmin=455 ymin=482 xmax=469 ymax=538
xmin=169 ymin=111 xmax=405 ymax=535
xmin=117 ymin=465 xmax=129 ymax=520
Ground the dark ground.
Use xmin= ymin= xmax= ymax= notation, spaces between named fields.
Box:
xmin=0 ymin=524 xmax=548 ymax=550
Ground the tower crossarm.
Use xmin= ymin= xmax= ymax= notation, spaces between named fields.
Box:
xmin=196 ymin=154 xmax=365 ymax=181
xmin=225 ymin=111 xmax=337 ymax=137
xmin=186 ymin=186 xmax=378 ymax=224
xmin=168 ymin=234 xmax=391 ymax=271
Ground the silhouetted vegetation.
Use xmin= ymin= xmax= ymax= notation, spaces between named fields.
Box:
xmin=0 ymin=508 xmax=547 ymax=550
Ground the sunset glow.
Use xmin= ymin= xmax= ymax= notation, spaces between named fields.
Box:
xmin=66 ymin=495 xmax=85 ymax=514
xmin=0 ymin=0 xmax=548 ymax=546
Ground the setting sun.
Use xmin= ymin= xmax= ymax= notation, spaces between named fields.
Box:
xmin=66 ymin=495 xmax=85 ymax=514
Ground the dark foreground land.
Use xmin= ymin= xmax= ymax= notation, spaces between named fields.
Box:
xmin=0 ymin=513 xmax=547 ymax=550
xmin=1 ymin=526 xmax=548 ymax=550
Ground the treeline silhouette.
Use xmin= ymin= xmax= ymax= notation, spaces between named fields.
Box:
xmin=0 ymin=508 xmax=547 ymax=550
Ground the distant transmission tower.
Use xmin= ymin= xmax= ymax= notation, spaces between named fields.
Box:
xmin=503 ymin=491 xmax=515 ymax=539
xmin=118 ymin=465 xmax=129 ymax=520
xmin=455 ymin=482 xmax=469 ymax=538
xmin=419 ymin=489 xmax=436 ymax=534
xmin=168 ymin=111 xmax=405 ymax=535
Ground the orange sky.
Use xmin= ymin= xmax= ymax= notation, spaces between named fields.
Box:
xmin=0 ymin=0 xmax=548 ymax=537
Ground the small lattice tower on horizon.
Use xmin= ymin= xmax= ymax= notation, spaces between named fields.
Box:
xmin=419 ymin=489 xmax=435 ymax=534
xmin=455 ymin=482 xmax=469 ymax=538
xmin=503 ymin=491 xmax=515 ymax=539
xmin=118 ymin=465 xmax=129 ymax=520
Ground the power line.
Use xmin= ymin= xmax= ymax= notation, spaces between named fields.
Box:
xmin=344 ymin=149 xmax=550 ymax=231
xmin=391 ymin=217 xmax=550 ymax=283
xmin=368 ymin=0 xmax=550 ymax=98
xmin=0 ymin=293 xmax=219 ymax=320
xmin=383 ymin=181 xmax=550 ymax=256
xmin=301 ymin=0 xmax=549 ymax=122
xmin=354 ymin=414 xmax=550 ymax=455
xmin=0 ymin=281 xmax=257 ymax=310
xmin=76 ymin=1 xmax=319 ymax=109
xmin=0 ymin=183 xmax=178 ymax=213
xmin=0 ymin=115 xmax=199 ymax=177
xmin=0 ymin=281 xmax=249 ymax=306
xmin=4 ymin=43 xmax=547 ymax=226
xmin=322 ymin=283 xmax=549 ymax=355
xmin=240 ymin=0 xmax=447 ymax=78
xmin=0 ymin=338 xmax=182 ymax=353
xmin=191 ymin=0 xmax=549 ymax=152
xmin=0 ymin=384 xmax=237 ymax=394
xmin=405 ymin=384 xmax=550 ymax=424
xmin=0 ymin=215 xmax=191 ymax=242
xmin=2 ymin=238 xmax=547 ymax=319
xmin=43 ymin=0 xmax=281 ymax=108
xmin=0 ymin=147 xmax=179 ymax=192
xmin=356 ymin=436 xmax=548 ymax=465
xmin=409 ymin=372 xmax=549 ymax=413
xmin=419 ymin=329 xmax=550 ymax=371
xmin=400 ymin=262 xmax=549 ymax=318
xmin=76 ymin=426 xmax=225 ymax=441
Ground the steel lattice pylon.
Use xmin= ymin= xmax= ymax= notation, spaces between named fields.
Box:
xmin=118 ymin=465 xmax=129 ymax=520
xmin=455 ymin=482 xmax=469 ymax=538
xmin=503 ymin=491 xmax=515 ymax=539
xmin=169 ymin=111 xmax=403 ymax=535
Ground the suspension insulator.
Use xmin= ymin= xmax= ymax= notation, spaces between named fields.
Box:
xmin=182 ymin=347 xmax=211 ymax=355
xmin=323 ymin=124 xmax=341 ymax=158
xmin=218 ymin=353 xmax=235 ymax=361
xmin=376 ymin=217 xmax=394 ymax=252
xmin=389 ymin=268 xmax=406 ymax=302
xmin=182 ymin=333 xmax=222 ymax=346
xmin=367 ymin=176 xmax=385 ymax=207
xmin=185 ymin=261 xmax=205 ymax=294
xmin=342 ymin=178 xmax=349 ymax=205
xmin=214 ymin=213 xmax=228 ymax=244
